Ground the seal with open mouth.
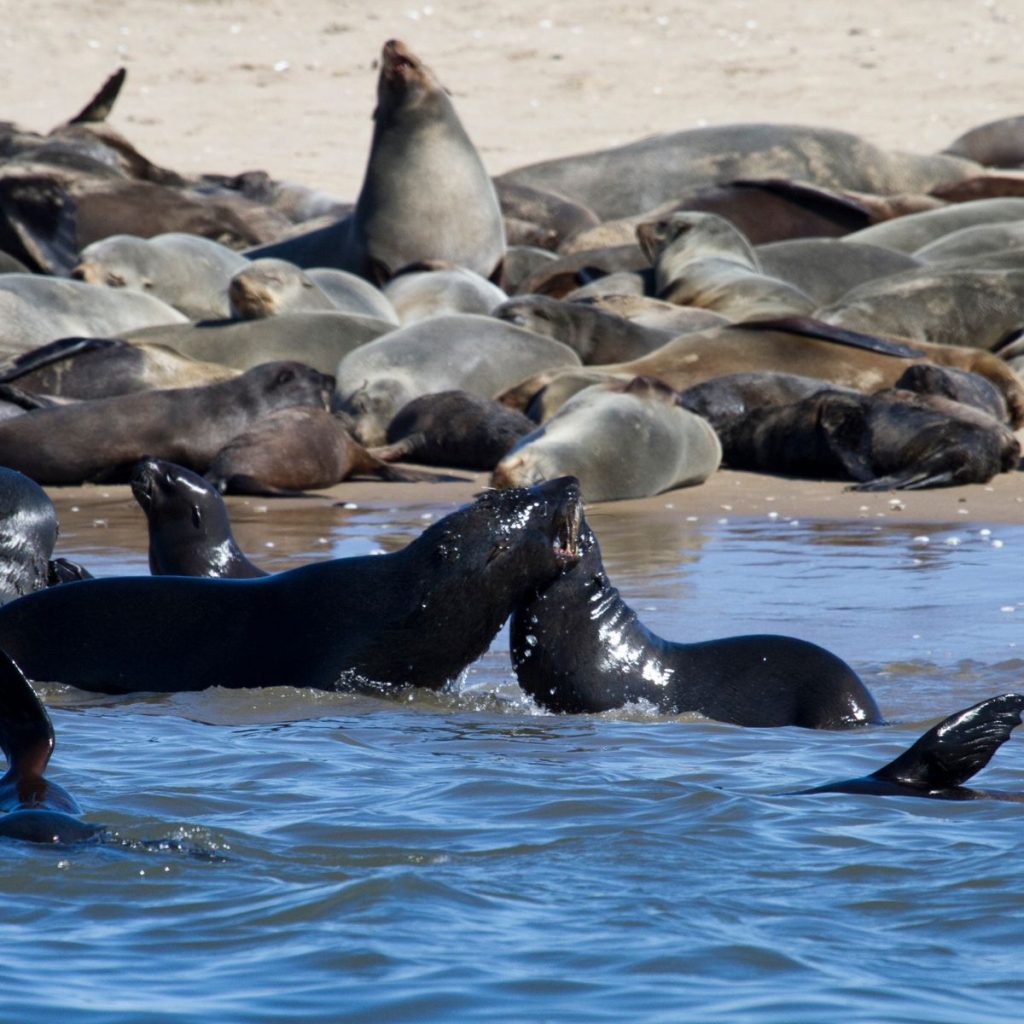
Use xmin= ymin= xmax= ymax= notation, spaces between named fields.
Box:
xmin=0 ymin=477 xmax=582 ymax=695
xmin=511 ymin=516 xmax=882 ymax=729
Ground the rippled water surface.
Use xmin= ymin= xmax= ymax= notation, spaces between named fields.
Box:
xmin=4 ymin=490 xmax=1024 ymax=1023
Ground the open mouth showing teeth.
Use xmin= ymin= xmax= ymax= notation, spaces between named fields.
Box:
xmin=551 ymin=496 xmax=582 ymax=567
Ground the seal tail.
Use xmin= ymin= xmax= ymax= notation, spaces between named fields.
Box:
xmin=872 ymin=693 xmax=1024 ymax=790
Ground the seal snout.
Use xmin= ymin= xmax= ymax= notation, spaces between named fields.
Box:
xmin=129 ymin=457 xmax=160 ymax=509
xmin=540 ymin=476 xmax=583 ymax=567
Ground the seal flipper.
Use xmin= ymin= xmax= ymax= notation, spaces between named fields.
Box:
xmin=0 ymin=647 xmax=57 ymax=810
xmin=871 ymin=693 xmax=1024 ymax=790
xmin=65 ymin=67 xmax=127 ymax=125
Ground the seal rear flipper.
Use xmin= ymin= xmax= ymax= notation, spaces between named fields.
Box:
xmin=0 ymin=176 xmax=80 ymax=275
xmin=367 ymin=435 xmax=422 ymax=463
xmin=846 ymin=468 xmax=957 ymax=492
xmin=65 ymin=67 xmax=127 ymax=125
xmin=0 ymin=337 xmax=122 ymax=386
xmin=873 ymin=693 xmax=1024 ymax=790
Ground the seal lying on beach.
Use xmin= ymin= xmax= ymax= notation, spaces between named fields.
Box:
xmin=801 ymin=694 xmax=1024 ymax=801
xmin=0 ymin=477 xmax=583 ymax=696
xmin=0 ymin=648 xmax=101 ymax=844
xmin=510 ymin=516 xmax=881 ymax=728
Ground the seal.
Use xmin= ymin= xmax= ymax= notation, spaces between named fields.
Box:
xmin=801 ymin=694 xmax=1024 ymax=801
xmin=247 ymin=40 xmax=505 ymax=284
xmin=205 ymin=406 xmax=433 ymax=495
xmin=0 ymin=476 xmax=583 ymax=695
xmin=0 ymin=647 xmax=101 ymax=844
xmin=492 ymin=376 xmax=722 ymax=502
xmin=720 ymin=386 xmax=1021 ymax=490
xmin=131 ymin=458 xmax=268 ymax=578
xmin=369 ymin=390 xmax=536 ymax=470
xmin=229 ymin=258 xmax=340 ymax=319
xmin=0 ymin=361 xmax=333 ymax=485
xmin=73 ymin=232 xmax=248 ymax=320
xmin=510 ymin=515 xmax=882 ymax=727
xmin=383 ymin=264 xmax=507 ymax=324
xmin=125 ymin=311 xmax=391 ymax=376
xmin=943 ymin=116 xmax=1024 ymax=168
xmin=635 ymin=211 xmax=816 ymax=320
xmin=0 ymin=336 xmax=239 ymax=400
xmin=0 ymin=273 xmax=186 ymax=355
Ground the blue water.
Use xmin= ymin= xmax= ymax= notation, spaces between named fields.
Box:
xmin=2 ymin=489 xmax=1023 ymax=1023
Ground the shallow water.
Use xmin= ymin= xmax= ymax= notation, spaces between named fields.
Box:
xmin=3 ymin=490 xmax=1024 ymax=1023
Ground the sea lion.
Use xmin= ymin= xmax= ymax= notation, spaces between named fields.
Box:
xmin=0 ymin=468 xmax=69 ymax=604
xmin=636 ymin=211 xmax=816 ymax=320
xmin=383 ymin=264 xmax=507 ymax=323
xmin=912 ymin=221 xmax=1024 ymax=263
xmin=495 ymin=123 xmax=979 ymax=221
xmin=370 ymin=390 xmax=536 ymax=470
xmin=722 ymin=387 xmax=1021 ymax=490
xmin=0 ymin=476 xmax=583 ymax=695
xmin=227 ymin=258 xmax=339 ymax=319
xmin=0 ymin=648 xmax=101 ymax=844
xmin=493 ymin=181 xmax=600 ymax=252
xmin=247 ymin=40 xmax=505 ymax=283
xmin=205 ymin=406 xmax=425 ymax=495
xmin=0 ymin=361 xmax=333 ymax=485
xmin=801 ymin=694 xmax=1024 ymax=800
xmin=500 ymin=246 xmax=559 ymax=296
xmin=131 ymin=458 xmax=267 ymax=578
xmin=943 ymin=116 xmax=1024 ymax=168
xmin=0 ymin=336 xmax=238 ymax=400
xmin=510 ymin=515 xmax=882 ymax=727
xmin=493 ymin=295 xmax=677 ymax=365
xmin=493 ymin=376 xmax=722 ymax=501
xmin=515 ymin=244 xmax=650 ymax=299
xmin=333 ymin=313 xmax=581 ymax=446
xmin=497 ymin=318 xmax=1024 ymax=427
xmin=756 ymin=238 xmax=922 ymax=305
xmin=73 ymin=233 xmax=248 ymax=320
xmin=124 ymin=311 xmax=392 ymax=376
xmin=893 ymin=363 xmax=1010 ymax=424
xmin=0 ymin=274 xmax=186 ymax=355
xmin=816 ymin=266 xmax=1024 ymax=349
xmin=843 ymin=197 xmax=1024 ymax=253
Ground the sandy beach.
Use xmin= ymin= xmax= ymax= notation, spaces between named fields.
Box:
xmin=2 ymin=0 xmax=1024 ymax=521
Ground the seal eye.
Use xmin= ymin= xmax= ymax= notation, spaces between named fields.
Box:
xmin=274 ymin=367 xmax=296 ymax=387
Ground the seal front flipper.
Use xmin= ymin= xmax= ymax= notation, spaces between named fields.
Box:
xmin=65 ymin=67 xmax=127 ymax=125
xmin=806 ymin=693 xmax=1024 ymax=797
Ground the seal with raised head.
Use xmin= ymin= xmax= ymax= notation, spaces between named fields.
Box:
xmin=131 ymin=458 xmax=267 ymax=578
xmin=0 ymin=476 xmax=583 ymax=695
xmin=801 ymin=694 xmax=1024 ymax=800
xmin=247 ymin=40 xmax=505 ymax=284
xmin=510 ymin=516 xmax=882 ymax=728
xmin=0 ymin=360 xmax=333 ymax=484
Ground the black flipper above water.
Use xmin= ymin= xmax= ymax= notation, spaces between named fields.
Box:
xmin=0 ymin=647 xmax=98 ymax=843
xmin=804 ymin=693 xmax=1024 ymax=800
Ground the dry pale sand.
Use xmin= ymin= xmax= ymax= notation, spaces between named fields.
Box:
xmin=3 ymin=0 xmax=1024 ymax=522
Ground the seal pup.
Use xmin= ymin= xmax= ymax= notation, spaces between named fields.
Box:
xmin=493 ymin=377 xmax=722 ymax=502
xmin=0 ymin=476 xmax=583 ymax=695
xmin=370 ymin=390 xmax=536 ymax=470
xmin=131 ymin=458 xmax=267 ymax=578
xmin=0 ymin=648 xmax=100 ymax=844
xmin=383 ymin=264 xmax=507 ymax=324
xmin=510 ymin=516 xmax=881 ymax=727
xmin=636 ymin=211 xmax=816 ymax=320
xmin=247 ymin=40 xmax=505 ymax=283
xmin=801 ymin=694 xmax=1024 ymax=801
xmin=0 ymin=361 xmax=333 ymax=484
xmin=205 ymin=406 xmax=437 ymax=495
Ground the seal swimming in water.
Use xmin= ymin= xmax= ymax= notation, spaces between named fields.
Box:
xmin=131 ymin=458 xmax=267 ymax=578
xmin=509 ymin=515 xmax=882 ymax=728
xmin=0 ymin=648 xmax=100 ymax=844
xmin=801 ymin=694 xmax=1024 ymax=801
xmin=0 ymin=476 xmax=583 ymax=696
